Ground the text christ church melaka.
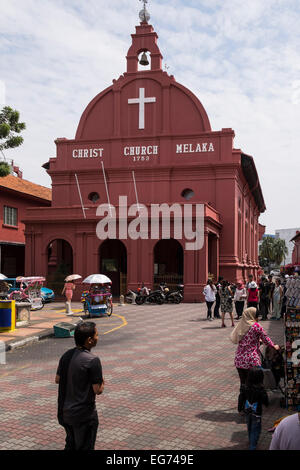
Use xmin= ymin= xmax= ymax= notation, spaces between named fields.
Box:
xmin=24 ymin=6 xmax=266 ymax=302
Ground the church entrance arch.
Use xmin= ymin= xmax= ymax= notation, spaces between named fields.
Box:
xmin=99 ymin=240 xmax=127 ymax=298
xmin=208 ymin=232 xmax=219 ymax=282
xmin=153 ymin=239 xmax=184 ymax=290
xmin=46 ymin=239 xmax=73 ymax=297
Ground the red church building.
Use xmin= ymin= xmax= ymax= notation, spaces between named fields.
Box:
xmin=23 ymin=8 xmax=266 ymax=301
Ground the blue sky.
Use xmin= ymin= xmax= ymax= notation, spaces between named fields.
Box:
xmin=0 ymin=0 xmax=300 ymax=233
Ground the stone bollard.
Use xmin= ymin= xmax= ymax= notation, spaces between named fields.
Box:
xmin=119 ymin=295 xmax=125 ymax=306
xmin=0 ymin=340 xmax=6 ymax=364
xmin=65 ymin=302 xmax=73 ymax=315
xmin=16 ymin=302 xmax=31 ymax=324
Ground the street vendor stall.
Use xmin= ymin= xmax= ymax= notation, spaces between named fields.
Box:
xmin=283 ymin=275 xmax=300 ymax=411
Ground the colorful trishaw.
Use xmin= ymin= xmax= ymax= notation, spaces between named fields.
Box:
xmin=9 ymin=276 xmax=45 ymax=310
xmin=81 ymin=274 xmax=113 ymax=318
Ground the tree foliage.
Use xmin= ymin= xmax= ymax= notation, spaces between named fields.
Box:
xmin=259 ymin=236 xmax=288 ymax=268
xmin=0 ymin=161 xmax=11 ymax=177
xmin=0 ymin=106 xmax=26 ymax=152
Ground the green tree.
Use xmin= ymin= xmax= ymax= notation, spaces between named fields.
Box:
xmin=273 ymin=238 xmax=288 ymax=265
xmin=0 ymin=106 xmax=26 ymax=177
xmin=259 ymin=236 xmax=288 ymax=270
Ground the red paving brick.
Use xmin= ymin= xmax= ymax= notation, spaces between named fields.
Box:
xmin=0 ymin=302 xmax=292 ymax=450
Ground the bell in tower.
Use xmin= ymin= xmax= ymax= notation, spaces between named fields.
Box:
xmin=139 ymin=51 xmax=150 ymax=66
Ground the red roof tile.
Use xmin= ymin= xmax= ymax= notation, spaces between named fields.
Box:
xmin=0 ymin=174 xmax=51 ymax=201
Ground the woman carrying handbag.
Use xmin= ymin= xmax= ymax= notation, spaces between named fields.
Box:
xmin=219 ymin=280 xmax=234 ymax=328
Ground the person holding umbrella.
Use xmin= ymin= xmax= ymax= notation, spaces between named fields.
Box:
xmin=62 ymin=274 xmax=82 ymax=315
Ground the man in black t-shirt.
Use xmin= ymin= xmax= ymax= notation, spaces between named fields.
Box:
xmin=55 ymin=321 xmax=104 ymax=450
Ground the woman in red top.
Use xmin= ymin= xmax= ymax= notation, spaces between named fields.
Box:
xmin=247 ymin=281 xmax=260 ymax=310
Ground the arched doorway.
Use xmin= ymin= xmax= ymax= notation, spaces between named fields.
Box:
xmin=47 ymin=239 xmax=73 ymax=297
xmin=99 ymin=240 xmax=127 ymax=297
xmin=153 ymin=239 xmax=184 ymax=289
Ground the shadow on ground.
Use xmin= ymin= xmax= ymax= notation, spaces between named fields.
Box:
xmin=196 ymin=408 xmax=242 ymax=424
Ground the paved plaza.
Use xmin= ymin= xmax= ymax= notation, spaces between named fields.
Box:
xmin=0 ymin=302 xmax=290 ymax=450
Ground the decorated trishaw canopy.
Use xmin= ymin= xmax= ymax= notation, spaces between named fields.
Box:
xmin=83 ymin=274 xmax=112 ymax=284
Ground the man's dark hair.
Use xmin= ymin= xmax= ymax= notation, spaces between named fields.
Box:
xmin=74 ymin=321 xmax=96 ymax=347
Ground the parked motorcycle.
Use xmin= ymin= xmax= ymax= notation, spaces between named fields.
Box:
xmin=135 ymin=286 xmax=165 ymax=305
xmin=125 ymin=289 xmax=141 ymax=304
xmin=159 ymin=283 xmax=184 ymax=304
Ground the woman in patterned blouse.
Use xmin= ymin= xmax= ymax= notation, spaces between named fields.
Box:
xmin=230 ymin=307 xmax=280 ymax=412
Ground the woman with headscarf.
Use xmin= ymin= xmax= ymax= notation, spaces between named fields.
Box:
xmin=230 ymin=307 xmax=280 ymax=412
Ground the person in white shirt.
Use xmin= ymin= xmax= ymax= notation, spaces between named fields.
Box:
xmin=269 ymin=413 xmax=300 ymax=450
xmin=203 ymin=279 xmax=217 ymax=321
xmin=246 ymin=274 xmax=254 ymax=290
xmin=234 ymin=281 xmax=247 ymax=319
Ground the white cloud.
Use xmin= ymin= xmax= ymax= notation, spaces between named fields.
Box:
xmin=0 ymin=0 xmax=299 ymax=233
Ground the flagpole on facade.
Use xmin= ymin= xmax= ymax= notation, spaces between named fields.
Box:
xmin=75 ymin=173 xmax=87 ymax=219
xmin=101 ymin=161 xmax=112 ymax=217
xmin=132 ymin=170 xmax=140 ymax=213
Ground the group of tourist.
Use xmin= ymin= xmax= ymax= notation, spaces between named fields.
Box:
xmin=228 ymin=273 xmax=300 ymax=450
xmin=230 ymin=303 xmax=300 ymax=451
xmin=203 ymin=273 xmax=288 ymax=326
xmin=203 ymin=278 xmax=235 ymax=327
xmin=202 ymin=273 xmax=295 ymax=450
xmin=54 ymin=273 xmax=298 ymax=451
xmin=55 ymin=315 xmax=299 ymax=451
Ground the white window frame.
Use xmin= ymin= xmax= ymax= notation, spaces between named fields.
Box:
xmin=3 ymin=206 xmax=18 ymax=227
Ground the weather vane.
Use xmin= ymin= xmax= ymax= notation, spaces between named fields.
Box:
xmin=139 ymin=0 xmax=150 ymax=23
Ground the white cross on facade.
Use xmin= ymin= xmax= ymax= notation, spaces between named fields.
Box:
xmin=128 ymin=88 xmax=156 ymax=130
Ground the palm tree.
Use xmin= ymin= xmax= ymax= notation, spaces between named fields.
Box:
xmin=273 ymin=238 xmax=288 ymax=266
xmin=259 ymin=236 xmax=288 ymax=271
xmin=259 ymin=236 xmax=275 ymax=263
